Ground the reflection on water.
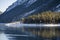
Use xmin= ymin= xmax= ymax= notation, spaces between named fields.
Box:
xmin=0 ymin=26 xmax=60 ymax=40
xmin=0 ymin=32 xmax=9 ymax=40
xmin=0 ymin=32 xmax=37 ymax=40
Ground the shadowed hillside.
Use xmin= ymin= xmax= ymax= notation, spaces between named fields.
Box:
xmin=0 ymin=0 xmax=60 ymax=23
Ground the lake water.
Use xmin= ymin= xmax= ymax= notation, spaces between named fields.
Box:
xmin=0 ymin=29 xmax=40 ymax=40
xmin=0 ymin=24 xmax=60 ymax=40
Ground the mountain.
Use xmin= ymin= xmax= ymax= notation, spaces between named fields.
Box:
xmin=0 ymin=11 xmax=2 ymax=15
xmin=0 ymin=0 xmax=60 ymax=23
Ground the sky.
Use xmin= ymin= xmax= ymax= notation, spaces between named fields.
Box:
xmin=0 ymin=0 xmax=17 ymax=12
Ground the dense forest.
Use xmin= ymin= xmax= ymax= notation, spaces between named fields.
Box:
xmin=21 ymin=11 xmax=60 ymax=24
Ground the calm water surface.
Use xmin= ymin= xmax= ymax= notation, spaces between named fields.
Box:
xmin=0 ymin=25 xmax=60 ymax=40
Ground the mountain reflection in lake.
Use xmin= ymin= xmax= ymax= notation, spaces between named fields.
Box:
xmin=0 ymin=25 xmax=60 ymax=40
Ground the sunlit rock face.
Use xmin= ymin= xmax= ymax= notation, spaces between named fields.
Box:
xmin=0 ymin=0 xmax=60 ymax=23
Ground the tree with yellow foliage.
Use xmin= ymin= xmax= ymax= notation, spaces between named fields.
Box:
xmin=22 ymin=11 xmax=60 ymax=24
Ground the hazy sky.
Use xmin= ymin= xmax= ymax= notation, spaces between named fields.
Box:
xmin=0 ymin=0 xmax=17 ymax=12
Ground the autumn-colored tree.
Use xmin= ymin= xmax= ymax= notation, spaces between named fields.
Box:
xmin=22 ymin=11 xmax=60 ymax=24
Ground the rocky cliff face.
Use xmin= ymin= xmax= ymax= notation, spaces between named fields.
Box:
xmin=0 ymin=0 xmax=60 ymax=23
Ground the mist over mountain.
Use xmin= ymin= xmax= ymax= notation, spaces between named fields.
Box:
xmin=0 ymin=11 xmax=2 ymax=15
xmin=0 ymin=0 xmax=60 ymax=23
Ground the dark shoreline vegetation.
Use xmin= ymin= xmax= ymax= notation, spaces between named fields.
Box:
xmin=21 ymin=11 xmax=60 ymax=24
xmin=21 ymin=11 xmax=60 ymax=38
